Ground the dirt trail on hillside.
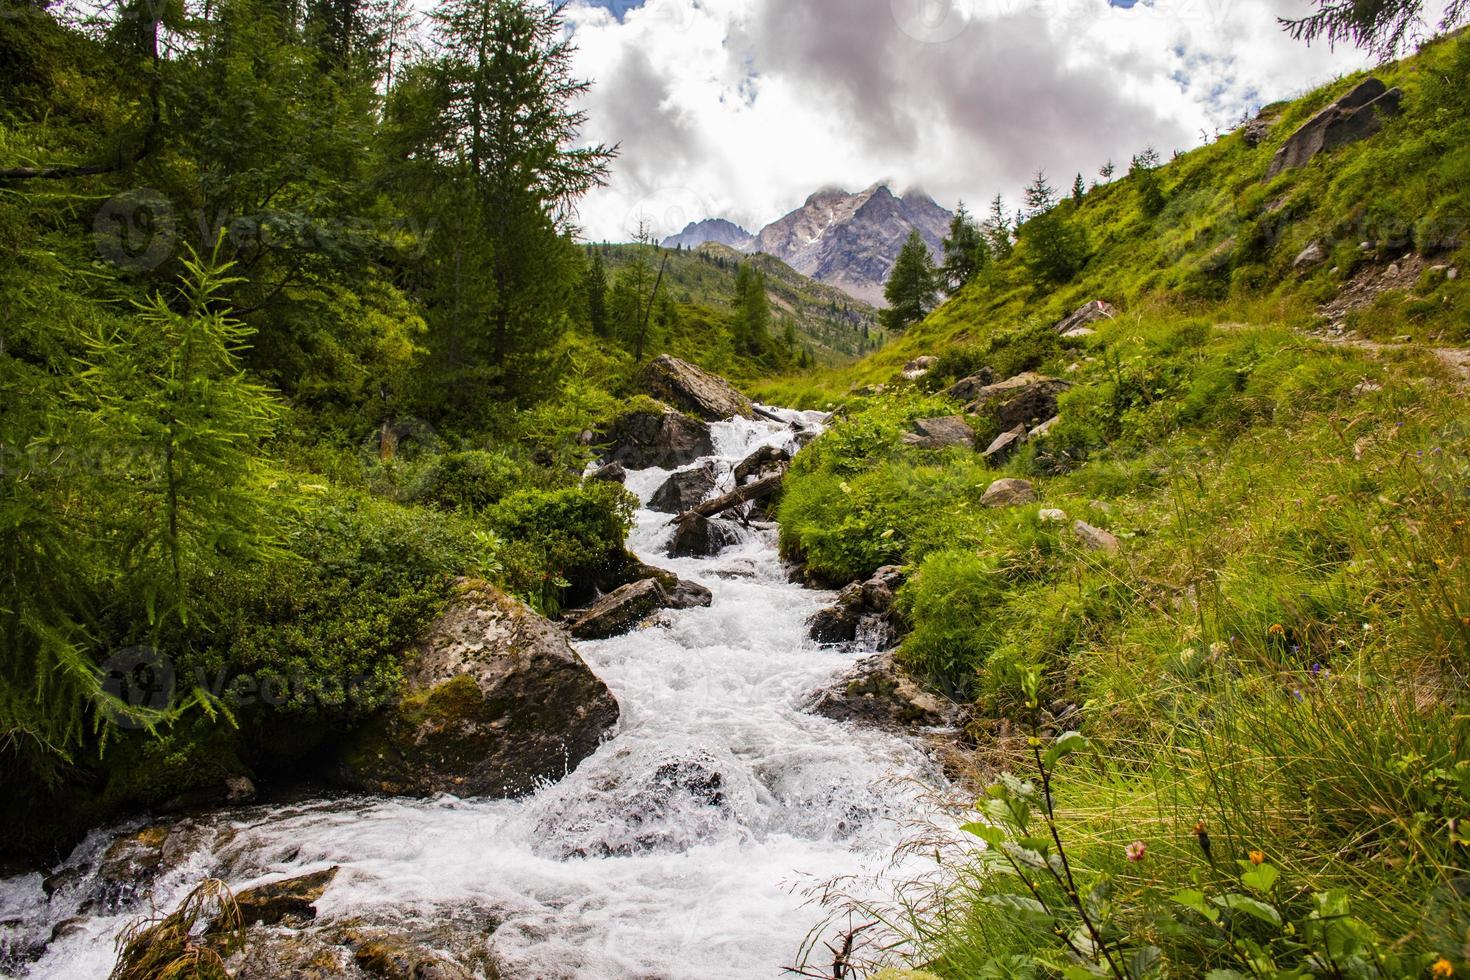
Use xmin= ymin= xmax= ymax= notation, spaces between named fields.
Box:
xmin=1312 ymin=327 xmax=1470 ymax=388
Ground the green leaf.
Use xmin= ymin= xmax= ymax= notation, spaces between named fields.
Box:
xmin=1214 ymin=893 xmax=1282 ymax=927
xmin=961 ymin=821 xmax=1006 ymax=847
xmin=1204 ymin=971 xmax=1250 ymax=980
xmin=1171 ymin=889 xmax=1220 ymax=923
xmin=1043 ymin=730 xmax=1089 ymax=768
xmin=1129 ymin=945 xmax=1163 ymax=978
xmin=1240 ymin=863 xmax=1280 ymax=895
xmin=982 ymin=893 xmax=1054 ymax=926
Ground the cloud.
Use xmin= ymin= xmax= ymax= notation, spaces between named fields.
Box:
xmin=563 ymin=0 xmax=1371 ymax=241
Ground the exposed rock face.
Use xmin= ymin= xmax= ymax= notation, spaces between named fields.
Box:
xmin=965 ymin=373 xmax=1071 ymax=430
xmin=565 ymin=575 xmax=712 ymax=639
xmin=806 ymin=653 xmax=953 ymax=730
xmin=1073 ymin=520 xmax=1121 ymax=553
xmin=648 ymin=462 xmax=719 ymax=514
xmin=751 ymin=184 xmax=954 ymax=305
xmin=1267 ymin=78 xmax=1403 ymax=178
xmin=733 ymin=445 xmax=791 ymax=484
xmin=1054 ymin=300 xmax=1115 ymax=335
xmin=981 ymin=478 xmax=1038 ymax=507
xmin=599 ymin=408 xmax=713 ymax=470
xmin=983 ymin=424 xmax=1029 ymax=462
xmin=660 ymin=217 xmax=755 ymax=251
xmin=233 ymin=867 xmax=339 ymax=927
xmin=337 ymin=582 xmax=619 ymax=798
xmin=807 ymin=566 xmax=908 ymax=649
xmin=942 ymin=367 xmax=995 ymax=401
xmin=901 ymin=416 xmax=975 ymax=450
xmin=637 ymin=354 xmax=755 ymax=421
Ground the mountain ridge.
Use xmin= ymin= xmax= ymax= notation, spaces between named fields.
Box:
xmin=659 ymin=183 xmax=954 ymax=306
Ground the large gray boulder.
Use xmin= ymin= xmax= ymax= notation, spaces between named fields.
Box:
xmin=1267 ymin=77 xmax=1403 ymax=178
xmin=901 ymin=416 xmax=976 ymax=450
xmin=965 ymin=373 xmax=1071 ymax=431
xmin=648 ymin=462 xmax=719 ymax=514
xmin=981 ymin=478 xmax=1038 ymax=507
xmin=637 ymin=354 xmax=755 ymax=421
xmin=337 ymin=582 xmax=619 ymax=798
xmin=599 ymin=408 xmax=713 ymax=470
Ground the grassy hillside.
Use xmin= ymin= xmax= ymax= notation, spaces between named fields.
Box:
xmin=769 ymin=31 xmax=1470 ymax=980
xmin=598 ymin=241 xmax=884 ymax=365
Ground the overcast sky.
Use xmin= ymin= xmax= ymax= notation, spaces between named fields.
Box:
xmin=561 ymin=0 xmax=1374 ymax=242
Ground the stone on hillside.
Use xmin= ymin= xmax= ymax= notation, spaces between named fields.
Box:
xmin=1054 ymin=300 xmax=1116 ymax=335
xmin=1073 ymin=520 xmax=1120 ymax=553
xmin=733 ymin=445 xmax=792 ymax=484
xmin=805 ymin=653 xmax=953 ymax=730
xmin=566 ymin=579 xmax=667 ymax=640
xmin=337 ymin=581 xmax=619 ymax=798
xmin=1039 ymin=508 xmax=1068 ymax=523
xmin=901 ymin=415 xmax=975 ymax=450
xmin=1242 ymin=116 xmax=1273 ymax=147
xmin=1267 ymin=78 xmax=1403 ymax=178
xmin=941 ymin=367 xmax=995 ymax=401
xmin=637 ymin=354 xmax=755 ymax=421
xmin=1294 ymin=241 xmax=1328 ymax=269
xmin=965 ymin=373 xmax=1071 ymax=430
xmin=233 ymin=867 xmax=339 ymax=927
xmin=589 ymin=462 xmax=626 ymax=484
xmin=648 ymin=462 xmax=719 ymax=514
xmin=983 ymin=424 xmax=1029 ymax=462
xmin=981 ymin=478 xmax=1038 ymax=507
xmin=1029 ymin=416 xmax=1060 ymax=439
xmin=599 ymin=408 xmax=713 ymax=470
xmin=902 ymin=355 xmax=938 ymax=379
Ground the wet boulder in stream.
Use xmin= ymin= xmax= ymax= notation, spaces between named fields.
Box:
xmin=597 ymin=407 xmax=713 ymax=470
xmin=806 ymin=652 xmax=954 ymax=731
xmin=336 ymin=580 xmax=619 ymax=798
xmin=807 ymin=566 xmax=908 ymax=649
xmin=647 ymin=461 xmax=719 ymax=514
xmin=565 ymin=576 xmax=712 ymax=640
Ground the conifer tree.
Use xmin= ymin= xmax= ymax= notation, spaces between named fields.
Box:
xmin=1017 ymin=171 xmax=1087 ymax=284
xmin=585 ymin=249 xmax=608 ymax=337
xmin=940 ymin=202 xmax=990 ymax=292
xmin=1130 ymin=147 xmax=1166 ymax=217
xmin=1071 ymin=173 xmax=1086 ymax=205
xmin=881 ymin=230 xmax=939 ymax=333
xmin=983 ymin=194 xmax=1014 ymax=261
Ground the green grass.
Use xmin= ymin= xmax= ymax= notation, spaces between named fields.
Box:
xmin=777 ymin=31 xmax=1470 ymax=976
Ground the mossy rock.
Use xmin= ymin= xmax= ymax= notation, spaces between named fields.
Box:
xmin=337 ymin=581 xmax=619 ymax=798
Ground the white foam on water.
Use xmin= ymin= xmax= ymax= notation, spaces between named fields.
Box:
xmin=1 ymin=406 xmax=945 ymax=979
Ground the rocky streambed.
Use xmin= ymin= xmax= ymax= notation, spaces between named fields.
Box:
xmin=0 ymin=405 xmax=954 ymax=979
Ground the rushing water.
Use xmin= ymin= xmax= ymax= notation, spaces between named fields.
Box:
xmin=0 ymin=408 xmax=945 ymax=979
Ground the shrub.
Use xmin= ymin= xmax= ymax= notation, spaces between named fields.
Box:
xmin=488 ymin=481 xmax=636 ymax=612
xmin=408 ymin=450 xmax=533 ymax=512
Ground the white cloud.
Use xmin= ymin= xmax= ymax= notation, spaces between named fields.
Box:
xmin=564 ymin=0 xmax=1372 ymax=241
